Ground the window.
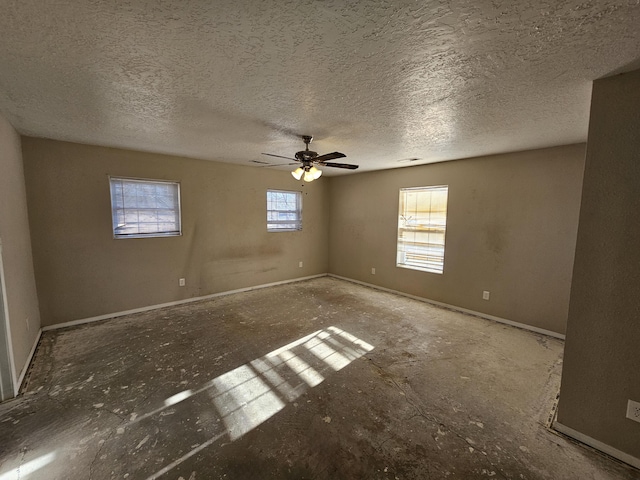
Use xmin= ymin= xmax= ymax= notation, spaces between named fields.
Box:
xmin=109 ymin=177 xmax=181 ymax=238
xmin=267 ymin=190 xmax=302 ymax=231
xmin=397 ymin=186 xmax=448 ymax=274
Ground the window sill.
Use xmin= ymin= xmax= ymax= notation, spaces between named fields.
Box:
xmin=396 ymin=263 xmax=444 ymax=275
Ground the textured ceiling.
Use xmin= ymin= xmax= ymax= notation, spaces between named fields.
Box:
xmin=1 ymin=0 xmax=639 ymax=175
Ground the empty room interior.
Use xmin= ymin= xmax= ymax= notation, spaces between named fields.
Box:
xmin=1 ymin=1 xmax=639 ymax=479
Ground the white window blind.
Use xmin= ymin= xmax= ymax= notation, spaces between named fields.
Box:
xmin=397 ymin=186 xmax=448 ymax=274
xmin=267 ymin=190 xmax=302 ymax=231
xmin=109 ymin=177 xmax=181 ymax=238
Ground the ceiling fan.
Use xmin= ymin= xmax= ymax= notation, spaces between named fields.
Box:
xmin=261 ymin=135 xmax=359 ymax=182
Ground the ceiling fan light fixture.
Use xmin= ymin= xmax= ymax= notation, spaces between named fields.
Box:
xmin=291 ymin=167 xmax=304 ymax=180
xmin=309 ymin=166 xmax=322 ymax=179
xmin=303 ymin=169 xmax=315 ymax=182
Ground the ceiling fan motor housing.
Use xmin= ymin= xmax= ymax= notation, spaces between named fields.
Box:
xmin=295 ymin=150 xmax=318 ymax=164
xmin=296 ymin=135 xmax=316 ymax=165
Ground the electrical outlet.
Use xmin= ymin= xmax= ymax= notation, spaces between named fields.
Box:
xmin=482 ymin=291 xmax=490 ymax=301
xmin=627 ymin=399 xmax=640 ymax=423
xmin=299 ymin=261 xmax=303 ymax=268
xmin=371 ymin=267 xmax=376 ymax=275
xmin=25 ymin=317 xmax=29 ymax=331
xmin=179 ymin=278 xmax=186 ymax=287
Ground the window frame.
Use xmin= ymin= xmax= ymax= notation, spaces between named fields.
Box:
xmin=109 ymin=176 xmax=182 ymax=239
xmin=266 ymin=189 xmax=302 ymax=232
xmin=396 ymin=185 xmax=449 ymax=274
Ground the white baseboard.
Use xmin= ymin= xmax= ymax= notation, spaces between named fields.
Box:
xmin=42 ymin=273 xmax=565 ymax=341
xmin=553 ymin=421 xmax=640 ymax=470
xmin=42 ymin=274 xmax=328 ymax=332
xmin=328 ymin=274 xmax=565 ymax=340
xmin=15 ymin=328 xmax=42 ymax=396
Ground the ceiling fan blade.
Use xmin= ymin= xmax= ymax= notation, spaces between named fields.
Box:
xmin=319 ymin=162 xmax=359 ymax=170
xmin=262 ymin=153 xmax=297 ymax=161
xmin=259 ymin=162 xmax=299 ymax=167
xmin=313 ymin=151 xmax=346 ymax=162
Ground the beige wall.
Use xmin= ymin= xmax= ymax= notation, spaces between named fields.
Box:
xmin=328 ymin=145 xmax=586 ymax=335
xmin=22 ymin=138 xmax=329 ymax=327
xmin=0 ymin=114 xmax=41 ymax=386
xmin=557 ymin=69 xmax=640 ymax=460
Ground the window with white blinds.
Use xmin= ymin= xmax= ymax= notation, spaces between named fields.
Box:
xmin=397 ymin=186 xmax=448 ymax=274
xmin=267 ymin=190 xmax=302 ymax=231
xmin=109 ymin=177 xmax=181 ymax=238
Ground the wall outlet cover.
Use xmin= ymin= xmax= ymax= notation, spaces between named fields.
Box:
xmin=482 ymin=291 xmax=490 ymax=300
xmin=627 ymin=399 xmax=640 ymax=423
xmin=179 ymin=278 xmax=186 ymax=287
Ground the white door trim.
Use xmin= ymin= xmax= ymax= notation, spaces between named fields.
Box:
xmin=0 ymin=241 xmax=17 ymax=399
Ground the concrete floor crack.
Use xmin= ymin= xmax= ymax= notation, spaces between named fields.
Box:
xmin=15 ymin=448 xmax=27 ymax=480
xmin=89 ymin=425 xmax=120 ymax=480
xmin=375 ymin=436 xmax=392 ymax=451
xmin=44 ymin=393 xmax=67 ymax=410
xmin=104 ymin=407 xmax=126 ymax=422
xmin=310 ymin=460 xmax=329 ymax=480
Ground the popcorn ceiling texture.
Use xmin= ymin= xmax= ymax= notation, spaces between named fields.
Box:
xmin=0 ymin=0 xmax=639 ymax=173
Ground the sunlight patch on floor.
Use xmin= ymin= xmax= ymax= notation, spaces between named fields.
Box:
xmin=0 ymin=452 xmax=57 ymax=480
xmin=144 ymin=326 xmax=374 ymax=479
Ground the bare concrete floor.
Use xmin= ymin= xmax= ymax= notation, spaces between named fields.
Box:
xmin=1 ymin=277 xmax=638 ymax=480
